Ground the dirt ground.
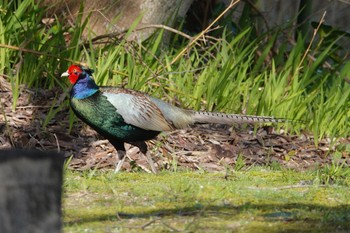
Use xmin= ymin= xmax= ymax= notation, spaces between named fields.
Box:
xmin=1 ymin=85 xmax=349 ymax=172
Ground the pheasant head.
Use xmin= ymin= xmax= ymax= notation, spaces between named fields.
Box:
xmin=61 ymin=65 xmax=98 ymax=99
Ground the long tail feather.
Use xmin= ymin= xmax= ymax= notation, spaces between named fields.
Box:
xmin=192 ymin=111 xmax=287 ymax=125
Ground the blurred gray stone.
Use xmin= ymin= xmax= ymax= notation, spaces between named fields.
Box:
xmin=0 ymin=150 xmax=64 ymax=233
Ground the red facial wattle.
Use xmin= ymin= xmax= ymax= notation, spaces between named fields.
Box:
xmin=67 ymin=65 xmax=83 ymax=84
xmin=68 ymin=73 xmax=78 ymax=84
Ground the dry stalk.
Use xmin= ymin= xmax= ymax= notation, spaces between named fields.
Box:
xmin=297 ymin=11 xmax=326 ymax=70
xmin=169 ymin=0 xmax=241 ymax=66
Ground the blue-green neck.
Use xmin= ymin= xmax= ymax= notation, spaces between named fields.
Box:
xmin=71 ymin=73 xmax=99 ymax=99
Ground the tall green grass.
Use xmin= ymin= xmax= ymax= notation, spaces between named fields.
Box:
xmin=1 ymin=1 xmax=349 ymax=142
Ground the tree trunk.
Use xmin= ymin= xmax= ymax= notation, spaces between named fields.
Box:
xmin=42 ymin=0 xmax=194 ymax=41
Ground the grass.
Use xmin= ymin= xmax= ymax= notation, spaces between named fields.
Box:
xmin=63 ymin=168 xmax=350 ymax=233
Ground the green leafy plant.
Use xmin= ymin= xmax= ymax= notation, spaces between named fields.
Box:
xmin=314 ymin=161 xmax=350 ymax=185
xmin=1 ymin=0 xmax=349 ymax=147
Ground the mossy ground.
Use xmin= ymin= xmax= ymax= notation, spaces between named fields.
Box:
xmin=63 ymin=168 xmax=350 ymax=232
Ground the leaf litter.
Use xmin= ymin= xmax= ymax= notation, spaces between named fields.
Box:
xmin=1 ymin=86 xmax=349 ymax=172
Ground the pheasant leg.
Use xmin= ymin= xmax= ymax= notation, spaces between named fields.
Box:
xmin=114 ymin=150 xmax=126 ymax=173
xmin=145 ymin=150 xmax=157 ymax=174
xmin=132 ymin=141 xmax=157 ymax=174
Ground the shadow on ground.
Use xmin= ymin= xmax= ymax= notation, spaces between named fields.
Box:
xmin=65 ymin=202 xmax=350 ymax=232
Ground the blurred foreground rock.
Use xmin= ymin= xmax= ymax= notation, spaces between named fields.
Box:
xmin=0 ymin=150 xmax=64 ymax=233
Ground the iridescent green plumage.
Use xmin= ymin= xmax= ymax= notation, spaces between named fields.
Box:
xmin=70 ymin=91 xmax=159 ymax=142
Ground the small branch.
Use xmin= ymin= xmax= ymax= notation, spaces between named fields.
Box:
xmin=169 ymin=0 xmax=241 ymax=66
xmin=247 ymin=184 xmax=328 ymax=190
xmin=15 ymin=105 xmax=61 ymax=109
xmin=122 ymin=218 xmax=158 ymax=229
xmin=0 ymin=43 xmax=77 ymax=64
xmin=141 ymin=219 xmax=157 ymax=230
xmin=86 ymin=24 xmax=194 ymax=46
xmin=161 ymin=220 xmax=181 ymax=232
xmin=291 ymin=11 xmax=350 ymax=84
xmin=0 ymin=43 xmax=90 ymax=69
xmin=297 ymin=11 xmax=326 ymax=69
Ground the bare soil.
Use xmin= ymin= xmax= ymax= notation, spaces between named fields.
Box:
xmin=1 ymin=86 xmax=349 ymax=172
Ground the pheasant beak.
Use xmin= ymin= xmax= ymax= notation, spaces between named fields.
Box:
xmin=61 ymin=71 xmax=69 ymax=77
